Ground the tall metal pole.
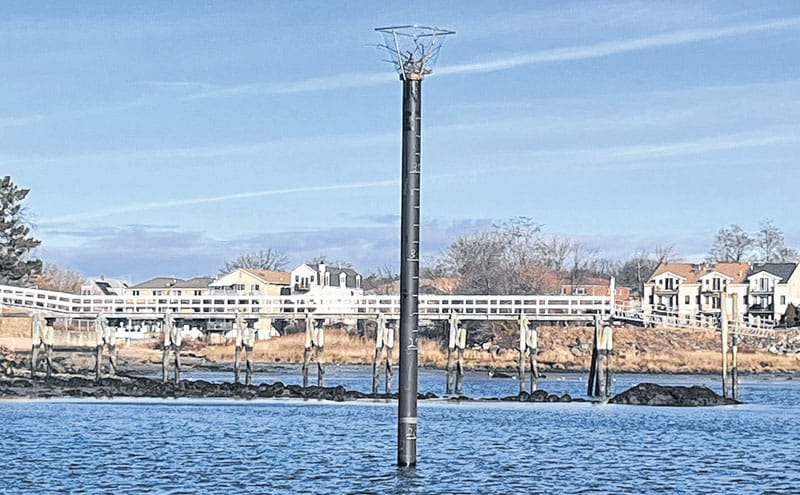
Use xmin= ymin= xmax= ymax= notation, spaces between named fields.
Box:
xmin=398 ymin=73 xmax=422 ymax=467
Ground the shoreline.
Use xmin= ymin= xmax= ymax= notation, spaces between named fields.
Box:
xmin=0 ymin=371 xmax=738 ymax=407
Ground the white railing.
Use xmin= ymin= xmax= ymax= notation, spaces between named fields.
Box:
xmin=613 ymin=301 xmax=777 ymax=338
xmin=3 ymin=284 xmax=783 ymax=339
xmin=0 ymin=284 xmax=610 ymax=320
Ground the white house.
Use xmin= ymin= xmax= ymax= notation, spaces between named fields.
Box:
xmin=290 ymin=262 xmax=363 ymax=297
xmin=209 ymin=268 xmax=291 ymax=296
xmin=745 ymin=262 xmax=800 ymax=323
xmin=643 ymin=262 xmax=749 ymax=321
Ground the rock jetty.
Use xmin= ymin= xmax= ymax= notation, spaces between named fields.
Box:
xmin=609 ymin=382 xmax=739 ymax=406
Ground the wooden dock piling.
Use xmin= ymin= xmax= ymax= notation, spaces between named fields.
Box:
xmin=161 ymin=315 xmax=182 ymax=384
xmin=372 ymin=314 xmax=395 ymax=395
xmin=598 ymin=320 xmax=614 ymax=399
xmin=445 ymin=314 xmax=466 ymax=395
xmin=93 ymin=312 xmax=118 ymax=380
xmin=518 ymin=316 xmax=539 ymax=394
xmin=587 ymin=315 xmax=613 ymax=400
xmin=720 ymin=294 xmax=729 ymax=399
xmin=445 ymin=314 xmax=457 ymax=394
xmin=587 ymin=315 xmax=600 ymax=396
xmin=30 ymin=312 xmax=54 ymax=378
xmin=302 ymin=316 xmax=325 ymax=388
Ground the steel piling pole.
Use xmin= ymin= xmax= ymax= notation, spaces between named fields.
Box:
xmin=398 ymin=74 xmax=422 ymax=467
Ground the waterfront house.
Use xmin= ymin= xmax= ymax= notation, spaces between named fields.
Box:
xmin=643 ymin=262 xmax=749 ymax=321
xmin=745 ymin=262 xmax=800 ymax=323
xmin=291 ymin=262 xmax=363 ymax=297
xmin=80 ymin=277 xmax=128 ymax=296
xmin=126 ymin=276 xmax=215 ymax=298
xmin=210 ymin=268 xmax=291 ymax=296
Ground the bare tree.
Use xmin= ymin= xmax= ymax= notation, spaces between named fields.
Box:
xmin=35 ymin=263 xmax=86 ymax=293
xmin=306 ymin=256 xmax=354 ymax=269
xmin=362 ymin=265 xmax=399 ymax=295
xmin=437 ymin=218 xmax=562 ymax=295
xmin=219 ymin=249 xmax=289 ymax=274
xmin=616 ymin=254 xmax=652 ymax=295
xmin=756 ymin=219 xmax=799 ymax=262
xmin=536 ymin=235 xmax=573 ymax=273
xmin=709 ymin=224 xmax=753 ymax=262
xmin=445 ymin=231 xmax=507 ymax=294
xmin=565 ymin=240 xmax=598 ymax=288
xmin=654 ymin=244 xmax=678 ymax=264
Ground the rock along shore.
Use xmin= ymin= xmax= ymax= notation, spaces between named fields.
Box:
xmin=0 ymin=374 xmax=735 ymax=406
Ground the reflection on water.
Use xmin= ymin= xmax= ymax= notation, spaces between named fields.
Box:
xmin=2 ymin=369 xmax=799 ymax=494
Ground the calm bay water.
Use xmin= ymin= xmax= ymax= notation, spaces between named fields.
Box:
xmin=2 ymin=369 xmax=799 ymax=494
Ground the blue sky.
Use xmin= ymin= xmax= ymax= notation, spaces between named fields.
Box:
xmin=3 ymin=1 xmax=799 ymax=282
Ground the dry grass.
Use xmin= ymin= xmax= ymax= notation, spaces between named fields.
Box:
xmin=5 ymin=319 xmax=797 ymax=374
xmin=0 ymin=315 xmax=32 ymax=338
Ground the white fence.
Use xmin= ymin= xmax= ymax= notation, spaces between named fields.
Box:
xmin=0 ymin=284 xmax=610 ymax=320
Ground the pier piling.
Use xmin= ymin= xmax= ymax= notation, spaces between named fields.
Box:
xmin=518 ymin=316 xmax=539 ymax=394
xmin=721 ymin=294 xmax=729 ymax=399
xmin=93 ymin=312 xmax=118 ymax=380
xmin=161 ymin=315 xmax=182 ymax=384
xmin=372 ymin=314 xmax=395 ymax=395
xmin=302 ymin=316 xmax=325 ymax=388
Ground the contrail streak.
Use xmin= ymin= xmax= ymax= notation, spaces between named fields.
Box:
xmin=437 ymin=17 xmax=800 ymax=75
xmin=182 ymin=16 xmax=800 ymax=98
xmin=38 ymin=179 xmax=398 ymax=225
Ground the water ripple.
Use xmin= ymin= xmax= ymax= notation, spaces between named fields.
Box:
xmin=2 ymin=373 xmax=800 ymax=494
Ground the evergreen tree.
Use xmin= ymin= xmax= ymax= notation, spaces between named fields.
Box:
xmin=0 ymin=176 xmax=42 ymax=285
xmin=783 ymin=304 xmax=799 ymax=328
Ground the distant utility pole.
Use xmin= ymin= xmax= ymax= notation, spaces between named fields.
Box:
xmin=375 ymin=25 xmax=454 ymax=468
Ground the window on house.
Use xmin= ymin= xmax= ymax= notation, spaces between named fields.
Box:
xmin=251 ymin=284 xmax=260 ymax=292
xmin=648 ymin=295 xmax=654 ymax=304
xmin=575 ymin=287 xmax=586 ymax=295
xmin=712 ymin=278 xmax=721 ymax=291
xmin=664 ymin=278 xmax=674 ymax=290
xmin=174 ymin=290 xmax=182 ymax=296
xmin=132 ymin=290 xmax=140 ymax=296
xmin=696 ymin=296 xmax=701 ymax=305
xmin=685 ymin=295 xmax=690 ymax=305
xmin=153 ymin=290 xmax=163 ymax=296
xmin=712 ymin=297 xmax=720 ymax=309
xmin=234 ymin=284 xmax=245 ymax=291
xmin=194 ymin=290 xmax=202 ymax=296
xmin=781 ymin=296 xmax=786 ymax=305
xmin=760 ymin=278 xmax=769 ymax=291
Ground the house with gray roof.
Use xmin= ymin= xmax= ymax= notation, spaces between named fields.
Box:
xmin=745 ymin=262 xmax=800 ymax=323
xmin=290 ymin=262 xmax=363 ymax=297
xmin=81 ymin=277 xmax=128 ymax=296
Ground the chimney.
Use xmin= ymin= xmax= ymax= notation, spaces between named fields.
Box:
xmin=318 ymin=262 xmax=326 ymax=275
